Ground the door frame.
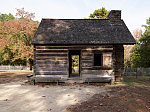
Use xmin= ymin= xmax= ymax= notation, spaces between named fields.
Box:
xmin=69 ymin=50 xmax=81 ymax=77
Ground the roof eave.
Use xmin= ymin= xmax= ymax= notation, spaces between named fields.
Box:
xmin=32 ymin=42 xmax=136 ymax=45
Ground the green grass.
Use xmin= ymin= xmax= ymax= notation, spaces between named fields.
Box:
xmin=116 ymin=76 xmax=150 ymax=87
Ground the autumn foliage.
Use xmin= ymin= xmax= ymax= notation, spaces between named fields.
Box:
xmin=124 ymin=29 xmax=142 ymax=67
xmin=0 ymin=8 xmax=39 ymax=67
xmin=125 ymin=17 xmax=150 ymax=67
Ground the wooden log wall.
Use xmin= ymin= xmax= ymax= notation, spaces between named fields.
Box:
xmin=80 ymin=45 xmax=114 ymax=78
xmin=34 ymin=45 xmax=69 ymax=77
xmin=34 ymin=45 xmax=115 ymax=79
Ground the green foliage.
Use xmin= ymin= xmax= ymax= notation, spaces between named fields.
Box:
xmin=0 ymin=46 xmax=13 ymax=65
xmin=0 ymin=8 xmax=39 ymax=66
xmin=142 ymin=17 xmax=150 ymax=30
xmin=124 ymin=59 xmax=131 ymax=67
xmin=72 ymin=55 xmax=79 ymax=67
xmin=130 ymin=17 xmax=150 ymax=67
xmin=0 ymin=13 xmax=15 ymax=21
xmin=88 ymin=7 xmax=110 ymax=19
xmin=130 ymin=44 xmax=142 ymax=67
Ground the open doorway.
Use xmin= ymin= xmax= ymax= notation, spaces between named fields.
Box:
xmin=69 ymin=50 xmax=80 ymax=77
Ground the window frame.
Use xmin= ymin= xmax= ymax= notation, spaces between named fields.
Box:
xmin=93 ymin=53 xmax=103 ymax=67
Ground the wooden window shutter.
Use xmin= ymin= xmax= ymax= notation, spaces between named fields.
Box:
xmin=103 ymin=53 xmax=112 ymax=67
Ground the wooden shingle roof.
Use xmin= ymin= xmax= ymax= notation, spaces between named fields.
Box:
xmin=32 ymin=18 xmax=136 ymax=45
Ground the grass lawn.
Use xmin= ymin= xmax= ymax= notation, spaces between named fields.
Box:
xmin=117 ymin=76 xmax=150 ymax=87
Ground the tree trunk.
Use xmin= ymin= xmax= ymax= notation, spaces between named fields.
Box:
xmin=30 ymin=62 xmax=32 ymax=70
xmin=26 ymin=59 xmax=30 ymax=70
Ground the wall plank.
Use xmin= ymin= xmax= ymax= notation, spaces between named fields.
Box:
xmin=36 ymin=50 xmax=68 ymax=53
xmin=81 ymin=70 xmax=112 ymax=75
xmin=35 ymin=71 xmax=68 ymax=75
xmin=36 ymin=60 xmax=67 ymax=64
xmin=36 ymin=64 xmax=68 ymax=68
xmin=35 ymin=67 xmax=67 ymax=71
xmin=36 ymin=54 xmax=68 ymax=56
xmin=34 ymin=45 xmax=114 ymax=78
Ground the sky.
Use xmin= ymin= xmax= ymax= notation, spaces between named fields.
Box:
xmin=0 ymin=0 xmax=150 ymax=32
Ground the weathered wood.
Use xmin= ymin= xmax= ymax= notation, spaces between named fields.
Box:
xmin=33 ymin=45 xmax=36 ymax=74
xmin=82 ymin=52 xmax=93 ymax=55
xmin=82 ymin=67 xmax=113 ymax=70
xmin=35 ymin=71 xmax=68 ymax=75
xmin=81 ymin=49 xmax=93 ymax=69
xmin=36 ymin=64 xmax=68 ymax=68
xmin=36 ymin=47 xmax=113 ymax=52
xmin=36 ymin=48 xmax=68 ymax=50
xmin=36 ymin=53 xmax=68 ymax=55
xmin=33 ymin=76 xmax=61 ymax=84
xmin=82 ymin=48 xmax=113 ymax=51
xmin=36 ymin=60 xmax=67 ymax=64
xmin=36 ymin=56 xmax=68 ymax=59
xmin=36 ymin=45 xmax=113 ymax=49
xmin=103 ymin=53 xmax=113 ymax=67
xmin=36 ymin=46 xmax=85 ymax=50
xmin=81 ymin=56 xmax=93 ymax=59
xmin=36 ymin=50 xmax=68 ymax=53
xmin=35 ymin=67 xmax=67 ymax=71
xmin=81 ymin=63 xmax=93 ymax=67
xmin=36 ymin=52 xmax=68 ymax=55
xmin=34 ymin=45 xmax=114 ymax=80
xmin=86 ymin=77 xmax=112 ymax=83
xmin=81 ymin=70 xmax=112 ymax=75
xmin=81 ymin=57 xmax=93 ymax=60
xmin=81 ymin=54 xmax=93 ymax=56
xmin=81 ymin=60 xmax=93 ymax=63
xmin=36 ymin=57 xmax=68 ymax=61
xmin=36 ymin=53 xmax=68 ymax=57
xmin=35 ymin=68 xmax=68 ymax=73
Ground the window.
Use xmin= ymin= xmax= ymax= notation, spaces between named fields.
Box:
xmin=94 ymin=54 xmax=103 ymax=66
xmin=103 ymin=53 xmax=112 ymax=67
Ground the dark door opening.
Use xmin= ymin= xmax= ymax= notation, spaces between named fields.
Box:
xmin=69 ymin=50 xmax=80 ymax=77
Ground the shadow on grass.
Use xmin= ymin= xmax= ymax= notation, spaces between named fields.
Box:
xmin=0 ymin=71 xmax=32 ymax=84
xmin=117 ymin=76 xmax=150 ymax=87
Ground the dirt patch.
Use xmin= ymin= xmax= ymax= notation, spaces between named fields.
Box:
xmin=0 ymin=71 xmax=32 ymax=84
xmin=0 ymin=82 xmax=110 ymax=112
xmin=68 ymin=83 xmax=150 ymax=112
xmin=1 ymin=73 xmax=150 ymax=112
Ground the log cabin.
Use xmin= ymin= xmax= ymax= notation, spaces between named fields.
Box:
xmin=32 ymin=10 xmax=136 ymax=83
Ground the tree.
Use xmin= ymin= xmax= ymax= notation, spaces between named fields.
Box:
xmin=88 ymin=7 xmax=110 ymax=19
xmin=16 ymin=8 xmax=35 ymax=20
xmin=132 ymin=29 xmax=143 ymax=41
xmin=130 ymin=17 xmax=150 ymax=67
xmin=72 ymin=55 xmax=79 ymax=67
xmin=0 ymin=13 xmax=15 ymax=21
xmin=0 ymin=46 xmax=14 ymax=65
xmin=0 ymin=8 xmax=39 ymax=69
xmin=124 ymin=29 xmax=142 ymax=67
